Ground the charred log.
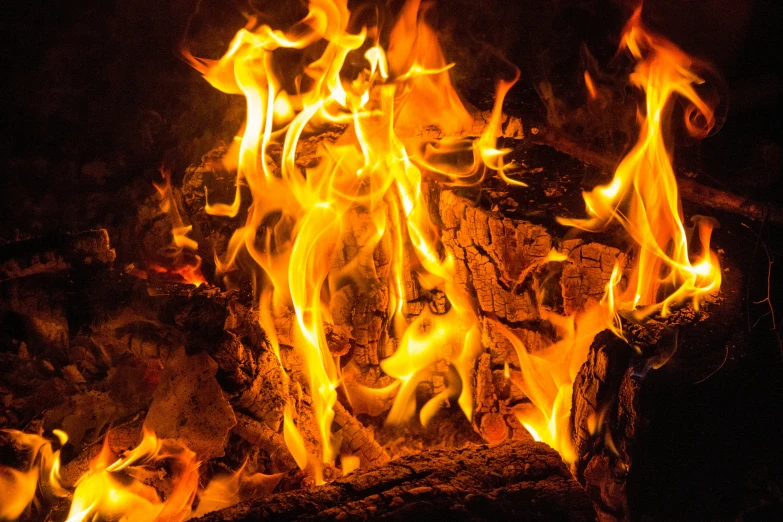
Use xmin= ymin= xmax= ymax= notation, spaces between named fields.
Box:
xmin=193 ymin=439 xmax=596 ymax=522
xmin=0 ymin=229 xmax=115 ymax=282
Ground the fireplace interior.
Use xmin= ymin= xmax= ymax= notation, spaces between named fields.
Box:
xmin=1 ymin=0 xmax=782 ymax=521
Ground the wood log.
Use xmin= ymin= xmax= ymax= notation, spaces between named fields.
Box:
xmin=568 ymin=251 xmax=743 ymax=521
xmin=435 ymin=172 xmax=631 ymax=443
xmin=175 ymin=137 xmax=636 ymax=446
xmin=530 ymin=125 xmax=783 ymax=224
xmin=0 ymin=229 xmax=115 ymax=282
xmin=193 ymin=439 xmax=596 ymax=522
xmin=331 ymin=401 xmax=390 ymax=469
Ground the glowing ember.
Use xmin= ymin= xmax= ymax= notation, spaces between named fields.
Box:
xmin=149 ymin=168 xmax=206 ymax=287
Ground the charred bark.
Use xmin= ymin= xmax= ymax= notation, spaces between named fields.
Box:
xmin=568 ymin=257 xmax=743 ymax=521
xmin=436 ymin=181 xmax=630 ymax=443
xmin=193 ymin=439 xmax=595 ymax=522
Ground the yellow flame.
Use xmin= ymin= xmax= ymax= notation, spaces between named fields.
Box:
xmin=0 ymin=430 xmax=67 ymax=521
xmin=1 ymin=427 xmax=276 ymax=522
xmin=184 ymin=0 xmax=520 ymax=473
xmin=559 ymin=8 xmax=721 ymax=317
xmin=151 ymin=168 xmax=205 ymax=286
xmin=515 ymin=8 xmax=722 ymax=460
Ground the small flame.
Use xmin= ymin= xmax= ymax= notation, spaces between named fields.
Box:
xmin=150 ymin=168 xmax=206 ymax=286
xmin=584 ymin=70 xmax=597 ymax=100
xmin=1 ymin=427 xmax=272 ymax=522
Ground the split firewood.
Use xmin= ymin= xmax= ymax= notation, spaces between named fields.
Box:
xmin=531 ymin=125 xmax=783 ymax=224
xmin=331 ymin=401 xmax=390 ymax=469
xmin=233 ymin=412 xmax=298 ymax=473
xmin=193 ymin=439 xmax=596 ymax=522
xmin=0 ymin=229 xmax=115 ymax=282
xmin=569 ymin=258 xmax=742 ymax=521
xmin=437 ymin=183 xmax=630 ymax=443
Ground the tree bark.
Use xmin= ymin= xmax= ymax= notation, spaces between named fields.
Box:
xmin=193 ymin=439 xmax=596 ymax=522
xmin=436 ymin=183 xmax=630 ymax=443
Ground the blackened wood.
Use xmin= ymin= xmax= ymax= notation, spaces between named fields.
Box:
xmin=531 ymin=126 xmax=783 ymax=224
xmin=0 ymin=229 xmax=115 ymax=282
xmin=194 ymin=439 xmax=596 ymax=522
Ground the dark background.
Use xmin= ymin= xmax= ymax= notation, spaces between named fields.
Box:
xmin=0 ymin=0 xmax=779 ymax=243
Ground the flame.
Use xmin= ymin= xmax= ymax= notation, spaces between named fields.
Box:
xmin=184 ymin=0 xmax=518 ymax=474
xmin=150 ymin=168 xmax=206 ymax=286
xmin=1 ymin=427 xmax=275 ymax=521
xmin=514 ymin=8 xmax=722 ymax=460
xmin=584 ymin=70 xmax=597 ymax=100
xmin=560 ymin=8 xmax=721 ymax=317
xmin=0 ymin=430 xmax=68 ymax=521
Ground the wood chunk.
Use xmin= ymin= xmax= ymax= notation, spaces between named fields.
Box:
xmin=570 ymin=331 xmax=636 ymax=520
xmin=233 ymin=412 xmax=298 ymax=473
xmin=568 ymin=263 xmax=740 ymax=522
xmin=193 ymin=439 xmax=595 ymax=522
xmin=145 ymin=348 xmax=237 ymax=461
xmin=332 ymin=401 xmax=390 ymax=469
xmin=438 ymin=187 xmax=630 ymax=442
xmin=0 ymin=229 xmax=115 ymax=282
xmin=212 ymin=301 xmax=289 ymax=431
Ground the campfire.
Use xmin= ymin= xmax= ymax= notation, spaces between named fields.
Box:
xmin=2 ymin=0 xmax=781 ymax=520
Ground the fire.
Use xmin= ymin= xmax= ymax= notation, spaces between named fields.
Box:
xmin=0 ymin=427 xmax=276 ymax=521
xmin=0 ymin=429 xmax=68 ymax=521
xmin=150 ymin=168 xmax=206 ymax=286
xmin=561 ymin=8 xmax=721 ymax=317
xmin=184 ymin=0 xmax=517 ymax=474
xmin=514 ymin=8 xmax=722 ymax=459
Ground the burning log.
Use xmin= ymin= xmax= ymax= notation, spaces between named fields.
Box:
xmin=233 ymin=412 xmax=298 ymax=473
xmin=331 ymin=401 xmax=390 ymax=468
xmin=531 ymin=126 xmax=783 ymax=225
xmin=566 ymin=244 xmax=742 ymax=520
xmin=435 ymin=178 xmax=631 ymax=444
xmin=193 ymin=439 xmax=596 ymax=522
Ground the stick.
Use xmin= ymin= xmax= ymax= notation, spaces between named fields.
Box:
xmin=531 ymin=126 xmax=783 ymax=224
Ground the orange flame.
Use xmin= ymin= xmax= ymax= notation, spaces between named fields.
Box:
xmin=150 ymin=168 xmax=206 ymax=287
xmin=561 ymin=8 xmax=721 ymax=316
xmin=515 ymin=8 xmax=722 ymax=460
xmin=184 ymin=0 xmax=518 ymax=475
xmin=0 ymin=430 xmax=68 ymax=521
xmin=1 ymin=427 xmax=274 ymax=521
xmin=584 ymin=70 xmax=597 ymax=100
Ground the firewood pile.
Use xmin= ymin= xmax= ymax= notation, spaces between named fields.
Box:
xmin=0 ymin=128 xmax=741 ymax=521
xmin=2 ymin=1 xmax=782 ymax=521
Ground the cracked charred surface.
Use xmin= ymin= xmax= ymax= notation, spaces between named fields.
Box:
xmin=176 ymin=142 xmax=632 ymax=450
xmin=568 ymin=257 xmax=740 ymax=521
xmin=438 ymin=186 xmax=629 ymax=443
xmin=193 ymin=439 xmax=595 ymax=522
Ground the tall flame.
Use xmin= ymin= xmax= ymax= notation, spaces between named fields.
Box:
xmin=560 ymin=8 xmax=721 ymax=316
xmin=184 ymin=0 xmax=517 ymax=474
xmin=515 ymin=7 xmax=722 ymax=460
